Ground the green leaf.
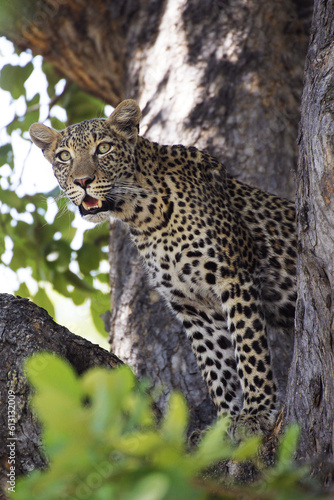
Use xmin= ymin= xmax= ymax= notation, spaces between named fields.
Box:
xmin=55 ymin=197 xmax=75 ymax=224
xmin=0 ymin=1 xmax=35 ymax=37
xmin=33 ymin=287 xmax=56 ymax=318
xmin=52 ymin=272 xmax=72 ymax=298
xmin=43 ymin=239 xmax=72 ymax=273
xmin=191 ymin=416 xmax=232 ymax=470
xmin=9 ymin=219 xmax=48 ymax=272
xmin=16 ymin=282 xmax=31 ymax=299
xmin=161 ymin=393 xmax=188 ymax=446
xmin=0 ymin=186 xmax=24 ymax=211
xmin=59 ymin=83 xmax=106 ymax=124
xmin=45 ymin=186 xmax=62 ymax=199
xmin=0 ymin=62 xmax=34 ymax=99
xmin=277 ymin=423 xmax=300 ymax=465
xmin=0 ymin=143 xmax=14 ymax=168
xmin=42 ymin=60 xmax=63 ymax=99
xmin=25 ymin=353 xmax=81 ymax=402
xmin=83 ymin=365 xmax=135 ymax=403
xmin=77 ymin=242 xmax=101 ymax=275
xmin=50 ymin=116 xmax=66 ymax=130
xmin=125 ymin=473 xmax=170 ymax=500
xmin=23 ymin=93 xmax=41 ymax=129
xmin=83 ymin=366 xmax=137 ymax=436
xmin=232 ymin=435 xmax=261 ymax=461
xmin=90 ymin=293 xmax=110 ymax=336
xmin=63 ymin=269 xmax=95 ymax=294
xmin=6 ymin=115 xmax=22 ymax=135
xmin=25 ymin=354 xmax=88 ymax=462
xmin=116 ymin=431 xmax=162 ymax=457
xmin=83 ymin=225 xmax=109 ymax=246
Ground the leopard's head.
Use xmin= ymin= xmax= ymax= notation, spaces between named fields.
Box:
xmin=30 ymin=100 xmax=141 ymax=223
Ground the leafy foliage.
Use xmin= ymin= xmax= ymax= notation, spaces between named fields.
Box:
xmin=0 ymin=43 xmax=110 ymax=335
xmin=12 ymin=354 xmax=320 ymax=500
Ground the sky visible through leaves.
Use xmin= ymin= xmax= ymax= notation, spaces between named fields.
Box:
xmin=0 ymin=36 xmax=110 ymax=348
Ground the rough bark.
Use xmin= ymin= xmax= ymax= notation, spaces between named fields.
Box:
xmin=284 ymin=0 xmax=334 ymax=486
xmin=127 ymin=0 xmax=303 ymax=198
xmin=0 ymin=293 xmax=122 ymax=497
xmin=5 ymin=0 xmax=126 ymax=105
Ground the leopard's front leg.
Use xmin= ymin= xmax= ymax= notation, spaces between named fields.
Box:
xmin=180 ymin=310 xmax=243 ymax=417
xmin=219 ymin=273 xmax=277 ymax=438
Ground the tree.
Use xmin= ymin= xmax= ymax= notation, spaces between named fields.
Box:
xmin=284 ymin=0 xmax=334 ymax=485
xmin=1 ymin=0 xmax=332 ymax=492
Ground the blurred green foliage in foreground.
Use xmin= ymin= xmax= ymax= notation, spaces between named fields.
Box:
xmin=0 ymin=46 xmax=110 ymax=336
xmin=11 ymin=353 xmax=322 ymax=500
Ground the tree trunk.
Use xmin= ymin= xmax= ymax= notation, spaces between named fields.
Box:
xmin=0 ymin=294 xmax=122 ymax=498
xmin=126 ymin=0 xmax=303 ymax=198
xmin=284 ymin=0 xmax=334 ymax=486
xmin=2 ymin=0 xmax=314 ymax=467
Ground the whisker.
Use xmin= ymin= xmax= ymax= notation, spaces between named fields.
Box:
xmin=54 ymin=191 xmax=69 ymax=202
xmin=114 ymin=181 xmax=159 ymax=195
xmin=113 ymin=181 xmax=170 ymax=199
xmin=54 ymin=203 xmax=70 ymax=220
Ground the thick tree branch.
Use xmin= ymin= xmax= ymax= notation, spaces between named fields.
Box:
xmin=3 ymin=0 xmax=128 ymax=105
xmin=0 ymin=293 xmax=122 ymax=496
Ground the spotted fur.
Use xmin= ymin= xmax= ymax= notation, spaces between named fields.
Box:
xmin=30 ymin=100 xmax=297 ymax=436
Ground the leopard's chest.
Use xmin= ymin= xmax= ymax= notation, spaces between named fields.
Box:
xmin=133 ymin=232 xmax=221 ymax=314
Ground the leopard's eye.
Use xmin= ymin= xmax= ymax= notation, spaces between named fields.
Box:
xmin=57 ymin=150 xmax=71 ymax=162
xmin=96 ymin=142 xmax=111 ymax=154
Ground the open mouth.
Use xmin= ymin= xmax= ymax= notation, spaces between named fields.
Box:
xmin=79 ymin=195 xmax=114 ymax=216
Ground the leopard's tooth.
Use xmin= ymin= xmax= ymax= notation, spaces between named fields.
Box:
xmin=82 ymin=201 xmax=88 ymax=210
xmin=98 ymin=199 xmax=103 ymax=208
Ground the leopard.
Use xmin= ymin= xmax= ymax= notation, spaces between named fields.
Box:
xmin=30 ymin=99 xmax=297 ymax=438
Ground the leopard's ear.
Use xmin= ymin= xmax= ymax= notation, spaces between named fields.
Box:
xmin=107 ymin=99 xmax=141 ymax=145
xmin=29 ymin=123 xmax=62 ymax=162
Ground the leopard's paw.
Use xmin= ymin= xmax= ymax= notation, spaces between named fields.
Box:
xmin=229 ymin=408 xmax=277 ymax=441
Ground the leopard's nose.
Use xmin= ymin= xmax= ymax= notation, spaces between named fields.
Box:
xmin=74 ymin=176 xmax=95 ymax=189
